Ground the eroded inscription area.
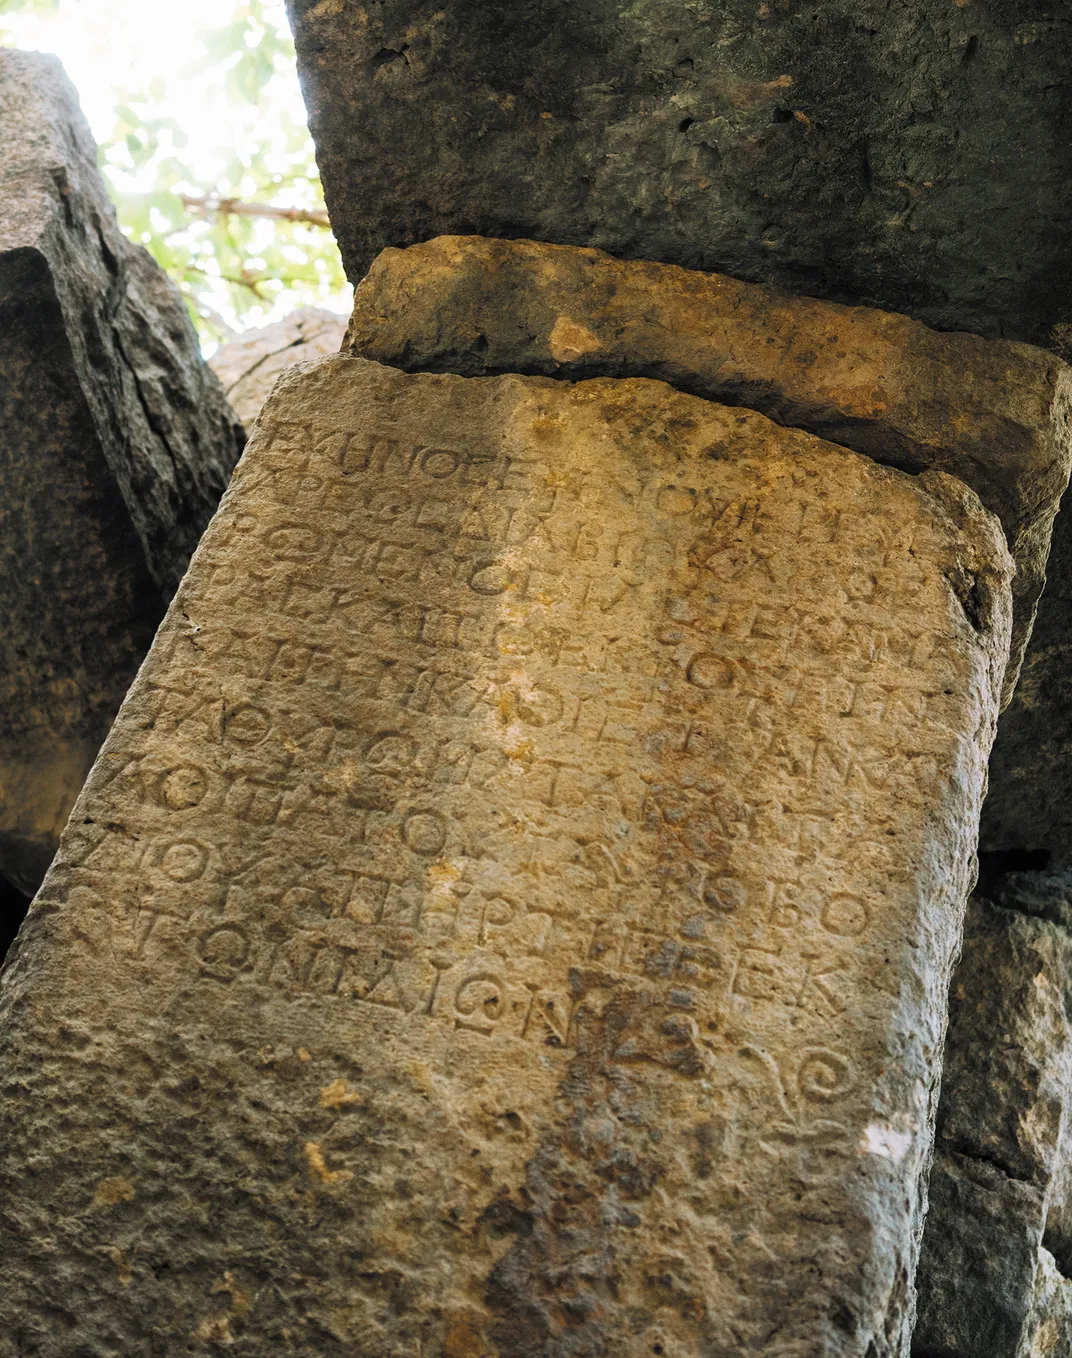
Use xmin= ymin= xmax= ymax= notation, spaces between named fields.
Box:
xmin=55 ymin=365 xmax=1000 ymax=1096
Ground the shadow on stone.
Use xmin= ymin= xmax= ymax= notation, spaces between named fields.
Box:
xmin=0 ymin=874 xmax=30 ymax=965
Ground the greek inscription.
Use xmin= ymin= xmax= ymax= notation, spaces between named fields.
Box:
xmin=15 ymin=355 xmax=1009 ymax=1358
xmin=223 ymin=703 xmax=272 ymax=747
xmin=452 ymin=972 xmax=506 ymax=1035
xmin=156 ymin=765 xmax=210 ymax=812
xmin=401 ymin=810 xmax=448 ymax=856
xmin=152 ymin=839 xmax=211 ymax=883
xmin=198 ymin=925 xmax=252 ymax=982
xmin=820 ymin=894 xmax=871 ymax=937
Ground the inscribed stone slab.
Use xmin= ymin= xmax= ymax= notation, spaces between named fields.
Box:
xmin=210 ymin=308 xmax=347 ymax=431
xmin=285 ymin=0 xmax=1072 ymax=346
xmin=0 ymin=357 xmax=1010 ymax=1356
xmin=348 ymin=235 xmax=1072 ymax=703
xmin=0 ymin=51 xmax=244 ymax=892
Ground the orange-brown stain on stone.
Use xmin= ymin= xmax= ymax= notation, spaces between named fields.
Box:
xmin=98 ymin=1245 xmax=135 ymax=1287
xmin=212 ymin=1271 xmax=252 ymax=1317
xmin=443 ymin=1311 xmax=494 ymax=1357
xmin=304 ymin=1141 xmax=354 ymax=1186
xmin=319 ymin=1078 xmax=362 ymax=1109
xmin=92 ymin=1177 xmax=135 ymax=1208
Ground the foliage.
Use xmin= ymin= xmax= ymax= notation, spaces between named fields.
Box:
xmin=0 ymin=0 xmax=58 ymax=14
xmin=0 ymin=0 xmax=348 ymax=342
xmin=0 ymin=0 xmax=58 ymax=42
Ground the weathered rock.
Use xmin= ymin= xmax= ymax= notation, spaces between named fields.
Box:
xmin=1022 ymin=1251 xmax=1072 ymax=1358
xmin=286 ymin=0 xmax=1072 ymax=346
xmin=914 ymin=886 xmax=1072 ymax=1357
xmin=914 ymin=1152 xmax=1049 ymax=1358
xmin=210 ymin=308 xmax=346 ymax=430
xmin=0 ymin=51 xmax=244 ymax=893
xmin=0 ymin=355 xmax=1010 ymax=1354
xmin=980 ymin=491 xmax=1072 ymax=865
xmin=348 ymin=235 xmax=1072 ymax=702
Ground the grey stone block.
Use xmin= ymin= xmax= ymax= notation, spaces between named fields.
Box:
xmin=287 ymin=0 xmax=1072 ymax=346
xmin=0 ymin=51 xmax=244 ymax=893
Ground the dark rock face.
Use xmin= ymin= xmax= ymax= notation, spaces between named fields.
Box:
xmin=915 ymin=1153 xmax=1050 ymax=1358
xmin=0 ymin=51 xmax=244 ymax=893
xmin=0 ymin=51 xmax=245 ymax=593
xmin=914 ymin=886 xmax=1072 ymax=1357
xmin=0 ymin=877 xmax=27 ymax=968
xmin=286 ymin=0 xmax=1072 ymax=345
xmin=981 ymin=496 xmax=1072 ymax=866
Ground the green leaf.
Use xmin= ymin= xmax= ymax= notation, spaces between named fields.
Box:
xmin=0 ymin=0 xmax=61 ymax=13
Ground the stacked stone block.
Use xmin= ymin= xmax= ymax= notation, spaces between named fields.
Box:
xmin=8 ymin=229 xmax=1072 ymax=1352
xmin=1 ymin=6 xmax=1071 ymax=1349
xmin=0 ymin=51 xmax=244 ymax=896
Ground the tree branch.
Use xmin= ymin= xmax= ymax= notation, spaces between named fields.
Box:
xmin=179 ymin=193 xmax=332 ymax=229
xmin=184 ymin=262 xmax=268 ymax=299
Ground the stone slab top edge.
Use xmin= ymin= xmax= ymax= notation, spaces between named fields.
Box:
xmin=209 ymin=308 xmax=349 ymax=432
xmin=346 ymin=234 xmax=1072 ymax=704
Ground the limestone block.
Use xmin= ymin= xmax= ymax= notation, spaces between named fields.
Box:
xmin=0 ymin=51 xmax=244 ymax=892
xmin=347 ymin=235 xmax=1072 ymax=703
xmin=210 ymin=308 xmax=346 ymax=430
xmin=913 ymin=891 xmax=1072 ymax=1357
xmin=285 ymin=0 xmax=1072 ymax=346
xmin=0 ymin=357 xmax=1010 ymax=1355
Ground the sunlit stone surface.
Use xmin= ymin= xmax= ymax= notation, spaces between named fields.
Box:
xmin=0 ymin=356 xmax=1010 ymax=1355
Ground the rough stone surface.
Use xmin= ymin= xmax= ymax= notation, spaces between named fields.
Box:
xmin=0 ymin=355 xmax=1010 ymax=1355
xmin=913 ymin=1152 xmax=1049 ymax=1358
xmin=914 ymin=886 xmax=1072 ymax=1357
xmin=286 ymin=0 xmax=1072 ymax=347
xmin=0 ymin=51 xmax=244 ymax=893
xmin=980 ymin=492 xmax=1072 ymax=864
xmin=348 ymin=236 xmax=1072 ymax=703
xmin=210 ymin=308 xmax=346 ymax=430
xmin=1022 ymin=1252 xmax=1072 ymax=1358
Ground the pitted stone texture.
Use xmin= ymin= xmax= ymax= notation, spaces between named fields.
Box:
xmin=1022 ymin=1254 xmax=1072 ymax=1358
xmin=0 ymin=49 xmax=244 ymax=591
xmin=913 ymin=1154 xmax=1049 ymax=1358
xmin=286 ymin=0 xmax=1072 ymax=346
xmin=0 ymin=357 xmax=1010 ymax=1356
xmin=0 ymin=51 xmax=244 ymax=893
xmin=210 ymin=308 xmax=347 ymax=430
xmin=348 ymin=236 xmax=1072 ymax=703
xmin=914 ymin=890 xmax=1072 ymax=1357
